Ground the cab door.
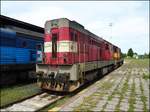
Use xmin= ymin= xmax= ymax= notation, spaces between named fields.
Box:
xmin=50 ymin=28 xmax=59 ymax=64
xmin=51 ymin=33 xmax=58 ymax=58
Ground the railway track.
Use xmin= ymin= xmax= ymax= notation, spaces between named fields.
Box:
xmin=1 ymin=92 xmax=64 ymax=111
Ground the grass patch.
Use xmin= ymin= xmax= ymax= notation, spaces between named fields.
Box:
xmin=99 ymin=81 xmax=114 ymax=90
xmin=140 ymin=79 xmax=148 ymax=111
xmin=108 ymin=95 xmax=113 ymax=101
xmin=0 ymin=83 xmax=41 ymax=107
xmin=73 ymin=92 xmax=104 ymax=111
xmin=115 ymin=75 xmax=129 ymax=111
xmin=143 ymin=73 xmax=150 ymax=80
xmin=128 ymin=79 xmax=136 ymax=111
xmin=124 ymin=58 xmax=149 ymax=68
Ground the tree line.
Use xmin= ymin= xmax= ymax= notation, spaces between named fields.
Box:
xmin=121 ymin=48 xmax=150 ymax=59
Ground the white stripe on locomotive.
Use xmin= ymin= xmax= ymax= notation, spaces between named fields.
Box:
xmin=44 ymin=41 xmax=77 ymax=53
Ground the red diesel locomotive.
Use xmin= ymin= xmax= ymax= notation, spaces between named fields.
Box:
xmin=36 ymin=18 xmax=123 ymax=92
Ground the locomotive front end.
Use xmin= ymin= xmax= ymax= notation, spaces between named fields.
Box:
xmin=36 ymin=18 xmax=79 ymax=92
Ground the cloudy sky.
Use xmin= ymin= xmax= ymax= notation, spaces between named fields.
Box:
xmin=1 ymin=1 xmax=149 ymax=54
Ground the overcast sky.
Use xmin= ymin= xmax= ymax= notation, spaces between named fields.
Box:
xmin=1 ymin=1 xmax=149 ymax=54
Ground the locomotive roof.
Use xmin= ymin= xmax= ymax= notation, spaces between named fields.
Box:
xmin=46 ymin=18 xmax=119 ymax=49
xmin=46 ymin=18 xmax=103 ymax=40
xmin=1 ymin=15 xmax=44 ymax=33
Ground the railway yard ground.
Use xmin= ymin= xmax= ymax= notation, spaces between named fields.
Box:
xmin=0 ymin=58 xmax=149 ymax=111
xmin=47 ymin=58 xmax=149 ymax=111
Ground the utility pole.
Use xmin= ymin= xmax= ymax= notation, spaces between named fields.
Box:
xmin=109 ymin=22 xmax=113 ymax=40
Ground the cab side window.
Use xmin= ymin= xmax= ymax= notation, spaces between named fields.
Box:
xmin=70 ymin=31 xmax=77 ymax=41
xmin=105 ymin=44 xmax=109 ymax=50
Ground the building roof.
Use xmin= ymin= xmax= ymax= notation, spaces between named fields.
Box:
xmin=0 ymin=15 xmax=44 ymax=33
